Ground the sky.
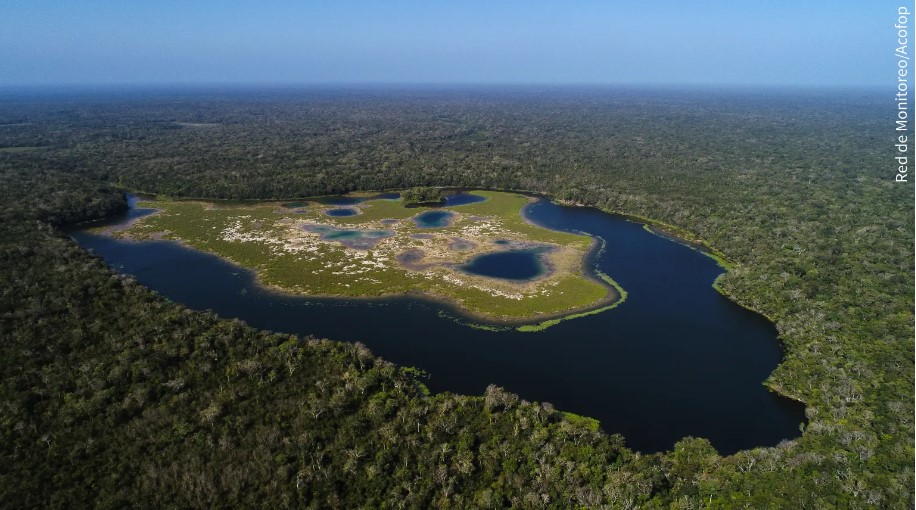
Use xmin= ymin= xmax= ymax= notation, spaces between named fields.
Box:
xmin=0 ymin=0 xmax=896 ymax=88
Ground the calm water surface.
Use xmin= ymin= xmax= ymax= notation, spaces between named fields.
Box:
xmin=325 ymin=208 xmax=358 ymax=217
xmin=460 ymin=249 xmax=546 ymax=280
xmin=444 ymin=193 xmax=487 ymax=206
xmin=72 ymin=195 xmax=805 ymax=454
xmin=413 ymin=210 xmax=455 ymax=228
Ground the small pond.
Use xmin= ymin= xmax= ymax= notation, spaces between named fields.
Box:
xmin=325 ymin=208 xmax=358 ymax=217
xmin=282 ymin=201 xmax=309 ymax=208
xmin=444 ymin=193 xmax=487 ymax=206
xmin=414 ymin=210 xmax=455 ymax=228
xmin=460 ymin=249 xmax=546 ymax=280
xmin=303 ymin=224 xmax=392 ymax=249
xmin=317 ymin=192 xmax=401 ymax=205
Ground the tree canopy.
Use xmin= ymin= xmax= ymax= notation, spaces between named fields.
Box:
xmin=0 ymin=87 xmax=911 ymax=508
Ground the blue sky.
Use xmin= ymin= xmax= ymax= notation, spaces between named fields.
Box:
xmin=0 ymin=0 xmax=894 ymax=87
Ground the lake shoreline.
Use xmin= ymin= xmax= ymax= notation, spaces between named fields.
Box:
xmin=84 ymin=191 xmax=624 ymax=330
xmin=70 ymin=186 xmax=807 ymax=454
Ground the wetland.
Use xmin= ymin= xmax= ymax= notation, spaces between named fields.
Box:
xmin=99 ymin=190 xmax=615 ymax=324
xmin=74 ymin=191 xmax=806 ymax=454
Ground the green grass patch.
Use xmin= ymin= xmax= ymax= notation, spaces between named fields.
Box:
xmin=561 ymin=412 xmax=601 ymax=432
xmin=119 ymin=191 xmax=621 ymax=324
xmin=516 ymin=270 xmax=626 ymax=332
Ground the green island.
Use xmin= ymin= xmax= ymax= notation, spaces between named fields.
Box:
xmin=108 ymin=190 xmax=618 ymax=325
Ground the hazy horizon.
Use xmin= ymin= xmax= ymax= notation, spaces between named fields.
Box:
xmin=2 ymin=1 xmax=894 ymax=88
xmin=0 ymin=82 xmax=888 ymax=100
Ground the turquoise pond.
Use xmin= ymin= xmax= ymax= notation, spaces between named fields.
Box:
xmin=302 ymin=224 xmax=392 ymax=249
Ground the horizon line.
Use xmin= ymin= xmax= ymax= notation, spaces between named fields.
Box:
xmin=0 ymin=81 xmax=886 ymax=94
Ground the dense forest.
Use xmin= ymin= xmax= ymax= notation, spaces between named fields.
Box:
xmin=401 ymin=186 xmax=447 ymax=205
xmin=0 ymin=86 xmax=912 ymax=508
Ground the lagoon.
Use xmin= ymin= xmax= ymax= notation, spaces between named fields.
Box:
xmin=72 ymin=195 xmax=805 ymax=454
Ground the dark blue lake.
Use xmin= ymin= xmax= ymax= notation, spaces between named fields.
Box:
xmin=325 ymin=208 xmax=358 ymax=217
xmin=72 ymin=196 xmax=805 ymax=454
xmin=414 ymin=210 xmax=454 ymax=228
xmin=444 ymin=193 xmax=487 ymax=206
xmin=317 ymin=192 xmax=401 ymax=205
xmin=282 ymin=201 xmax=309 ymax=208
xmin=461 ymin=249 xmax=545 ymax=280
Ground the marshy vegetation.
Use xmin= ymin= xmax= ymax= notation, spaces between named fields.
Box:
xmin=108 ymin=190 xmax=615 ymax=323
